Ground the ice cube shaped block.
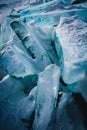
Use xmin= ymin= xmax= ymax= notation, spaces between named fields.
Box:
xmin=55 ymin=16 xmax=87 ymax=84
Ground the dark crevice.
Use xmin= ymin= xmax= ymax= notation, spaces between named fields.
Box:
xmin=60 ymin=77 xmax=67 ymax=87
xmin=0 ymin=4 xmax=7 ymax=10
xmin=0 ymin=67 xmax=8 ymax=81
xmin=73 ymin=93 xmax=87 ymax=129
xmin=21 ymin=111 xmax=35 ymax=130
xmin=56 ymin=92 xmax=63 ymax=108
xmin=27 ymin=48 xmax=36 ymax=59
xmin=72 ymin=0 xmax=87 ymax=5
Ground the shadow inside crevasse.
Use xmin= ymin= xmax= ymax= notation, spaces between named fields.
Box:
xmin=72 ymin=0 xmax=87 ymax=4
xmin=73 ymin=93 xmax=87 ymax=129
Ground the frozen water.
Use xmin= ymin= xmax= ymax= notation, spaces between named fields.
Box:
xmin=10 ymin=20 xmax=52 ymax=71
xmin=0 ymin=75 xmax=27 ymax=130
xmin=0 ymin=0 xmax=87 ymax=130
xmin=0 ymin=38 xmax=38 ymax=89
xmin=17 ymin=87 xmax=37 ymax=129
xmin=55 ymin=16 xmax=87 ymax=84
xmin=0 ymin=42 xmax=36 ymax=78
xmin=33 ymin=64 xmax=60 ymax=130
xmin=0 ymin=75 xmax=37 ymax=130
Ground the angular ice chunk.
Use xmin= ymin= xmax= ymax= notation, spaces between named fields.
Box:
xmin=0 ymin=18 xmax=14 ymax=44
xmin=31 ymin=25 xmax=59 ymax=65
xmin=0 ymin=75 xmax=24 ymax=102
xmin=0 ymin=42 xmax=36 ymax=78
xmin=19 ymin=0 xmax=64 ymax=17
xmin=0 ymin=75 xmax=29 ymax=130
xmin=55 ymin=16 xmax=87 ymax=84
xmin=0 ymin=41 xmax=38 ymax=92
xmin=33 ymin=64 xmax=60 ymax=130
xmin=10 ymin=20 xmax=52 ymax=71
xmin=18 ymin=87 xmax=37 ymax=129
xmin=20 ymin=7 xmax=87 ymax=26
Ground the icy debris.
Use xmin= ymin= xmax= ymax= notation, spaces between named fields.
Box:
xmin=55 ymin=16 xmax=87 ymax=84
xmin=33 ymin=64 xmax=60 ymax=130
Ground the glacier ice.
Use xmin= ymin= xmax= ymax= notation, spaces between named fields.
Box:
xmin=10 ymin=20 xmax=52 ymax=71
xmin=0 ymin=75 xmax=37 ymax=130
xmin=55 ymin=16 xmax=87 ymax=84
xmin=0 ymin=75 xmax=25 ymax=102
xmin=0 ymin=42 xmax=36 ymax=77
xmin=0 ymin=39 xmax=38 ymax=89
xmin=20 ymin=8 xmax=87 ymax=26
xmin=0 ymin=18 xmax=14 ymax=44
xmin=19 ymin=0 xmax=87 ymax=26
xmin=0 ymin=75 xmax=27 ymax=130
xmin=33 ymin=64 xmax=60 ymax=130
xmin=0 ymin=0 xmax=87 ymax=130
xmin=17 ymin=86 xmax=37 ymax=130
xmin=19 ymin=0 xmax=65 ymax=17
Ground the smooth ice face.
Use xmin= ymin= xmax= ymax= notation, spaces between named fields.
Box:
xmin=33 ymin=64 xmax=60 ymax=130
xmin=55 ymin=16 xmax=87 ymax=84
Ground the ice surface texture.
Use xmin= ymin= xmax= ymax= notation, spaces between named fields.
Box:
xmin=55 ymin=16 xmax=87 ymax=84
xmin=0 ymin=0 xmax=87 ymax=130
xmin=33 ymin=64 xmax=60 ymax=130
